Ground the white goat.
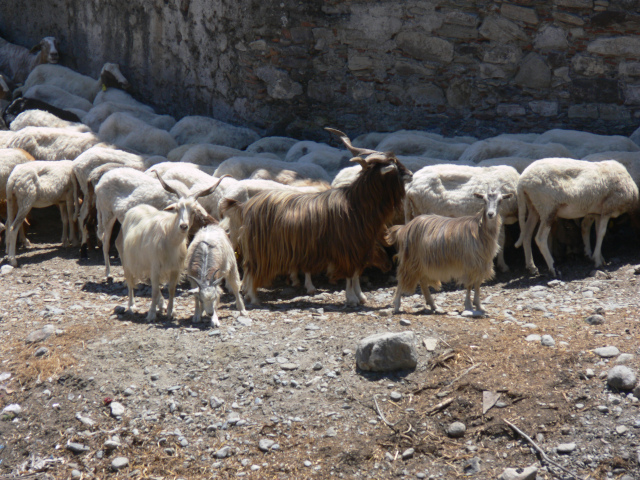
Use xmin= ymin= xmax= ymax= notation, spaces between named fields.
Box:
xmin=6 ymin=126 xmax=101 ymax=160
xmin=0 ymin=148 xmax=34 ymax=244
xmin=22 ymin=63 xmax=130 ymax=102
xmin=10 ymin=110 xmax=91 ymax=132
xmin=115 ymin=175 xmax=225 ymax=322
xmin=185 ymin=224 xmax=247 ymax=326
xmin=169 ymin=115 xmax=259 ymax=149
xmin=98 ymin=112 xmax=178 ymax=156
xmin=515 ymin=158 xmax=639 ymax=276
xmin=0 ymin=36 xmax=59 ymax=84
xmin=404 ymin=164 xmax=519 ymax=272
xmin=214 ymin=157 xmax=331 ymax=185
xmin=5 ymin=160 xmax=78 ymax=266
xmin=95 ymin=167 xmax=214 ymax=278
xmin=24 ymin=84 xmax=94 ymax=113
xmin=388 ymin=190 xmax=512 ymax=314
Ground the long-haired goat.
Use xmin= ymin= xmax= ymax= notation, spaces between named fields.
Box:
xmin=239 ymin=128 xmax=412 ymax=306
xmin=388 ymin=190 xmax=512 ymax=314
xmin=116 ymin=174 xmax=226 ymax=322
xmin=185 ymin=224 xmax=247 ymax=327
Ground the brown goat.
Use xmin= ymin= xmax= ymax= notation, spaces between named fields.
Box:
xmin=239 ymin=128 xmax=412 ymax=306
xmin=388 ymin=191 xmax=512 ymax=314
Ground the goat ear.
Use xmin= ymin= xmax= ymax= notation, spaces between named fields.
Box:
xmin=380 ymin=164 xmax=396 ymax=175
xmin=29 ymin=42 xmax=43 ymax=54
xmin=164 ymin=203 xmax=177 ymax=211
xmin=473 ymin=193 xmax=484 ymax=199
xmin=502 ymin=193 xmax=514 ymax=199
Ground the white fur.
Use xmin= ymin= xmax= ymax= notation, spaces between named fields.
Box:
xmin=5 ymin=160 xmax=78 ymax=266
xmin=534 ymin=129 xmax=640 ymax=159
xmin=214 ymin=156 xmax=331 ymax=185
xmin=404 ymin=164 xmax=519 ymax=272
xmin=24 ymin=84 xmax=94 ymax=113
xmin=10 ymin=110 xmax=91 ymax=133
xmin=245 ymin=136 xmax=298 ymax=159
xmin=83 ymin=101 xmax=175 ymax=133
xmin=169 ymin=115 xmax=259 ymax=149
xmin=98 ymin=112 xmax=178 ymax=156
xmin=375 ymin=132 xmax=470 ymax=160
xmin=285 ymin=140 xmax=338 ymax=162
xmin=6 ymin=126 xmax=100 ymax=160
xmin=459 ymin=137 xmax=575 ymax=163
xmin=0 ymin=148 xmax=34 ymax=243
xmin=515 ymin=158 xmax=639 ymax=276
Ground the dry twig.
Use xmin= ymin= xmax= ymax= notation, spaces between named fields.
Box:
xmin=427 ymin=397 xmax=454 ymax=415
xmin=504 ymin=419 xmax=584 ymax=480
xmin=373 ymin=394 xmax=399 ymax=428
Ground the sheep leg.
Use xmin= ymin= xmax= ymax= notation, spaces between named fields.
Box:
xmin=496 ymin=225 xmax=509 ymax=273
xmin=67 ymin=198 xmax=79 ymax=247
xmin=352 ymin=275 xmax=366 ymax=304
xmin=124 ymin=272 xmax=136 ymax=312
xmin=591 ymin=214 xmax=610 ymax=268
xmin=166 ymin=272 xmax=179 ymax=320
xmin=534 ymin=219 xmax=556 ymax=276
xmin=18 ymin=224 xmax=30 ymax=248
xmin=101 ymin=216 xmax=117 ymax=278
xmin=419 ymin=280 xmax=438 ymax=312
xmin=226 ymin=268 xmax=248 ymax=315
xmin=304 ymin=273 xmax=317 ymax=295
xmin=6 ymin=201 xmax=32 ymax=267
xmin=519 ymin=207 xmax=540 ymax=274
xmin=58 ymin=203 xmax=70 ymax=247
xmin=345 ymin=277 xmax=360 ymax=307
xmin=581 ymin=215 xmax=596 ymax=259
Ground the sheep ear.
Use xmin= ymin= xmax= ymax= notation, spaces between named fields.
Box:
xmin=473 ymin=193 xmax=484 ymax=199
xmin=164 ymin=204 xmax=177 ymax=211
xmin=502 ymin=193 xmax=514 ymax=199
xmin=29 ymin=42 xmax=43 ymax=54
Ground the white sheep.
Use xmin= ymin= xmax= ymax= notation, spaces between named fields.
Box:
xmin=98 ymin=112 xmax=178 ymax=156
xmin=245 ymin=136 xmax=298 ymax=159
xmin=5 ymin=160 xmax=78 ymax=266
xmin=459 ymin=137 xmax=575 ymax=163
xmin=6 ymin=126 xmax=101 ymax=160
xmin=22 ymin=63 xmax=130 ymax=102
xmin=115 ymin=175 xmax=226 ymax=322
xmin=477 ymin=156 xmax=537 ymax=174
xmin=388 ymin=190 xmax=512 ymax=314
xmin=10 ymin=110 xmax=92 ymax=133
xmin=95 ymin=167 xmax=214 ymax=278
xmin=93 ymin=88 xmax=153 ymax=109
xmin=214 ymin=156 xmax=331 ymax=185
xmin=375 ymin=132 xmax=470 ymax=160
xmin=0 ymin=148 xmax=34 ymax=245
xmin=185 ymin=224 xmax=247 ymax=326
xmin=24 ymin=84 xmax=94 ymax=113
xmin=534 ymin=129 xmax=640 ymax=158
xmin=404 ymin=164 xmax=519 ymax=272
xmin=296 ymin=148 xmax=352 ymax=177
xmin=0 ymin=36 xmax=59 ymax=84
xmin=515 ymin=158 xmax=639 ymax=276
xmin=166 ymin=143 xmax=258 ymax=166
xmin=284 ymin=140 xmax=338 ymax=162
xmin=169 ymin=115 xmax=259 ymax=149
xmin=83 ymin=101 xmax=176 ymax=133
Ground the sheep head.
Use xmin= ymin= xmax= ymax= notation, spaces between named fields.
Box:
xmin=100 ymin=63 xmax=131 ymax=91
xmin=30 ymin=37 xmax=59 ymax=64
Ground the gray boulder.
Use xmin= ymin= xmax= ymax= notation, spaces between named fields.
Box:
xmin=607 ymin=365 xmax=637 ymax=391
xmin=356 ymin=331 xmax=418 ymax=372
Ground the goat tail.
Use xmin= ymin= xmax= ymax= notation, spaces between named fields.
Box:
xmin=385 ymin=224 xmax=403 ymax=246
xmin=514 ymin=189 xmax=528 ymax=248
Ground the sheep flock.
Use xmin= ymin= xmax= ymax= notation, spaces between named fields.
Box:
xmin=2 ymin=35 xmax=640 ymax=323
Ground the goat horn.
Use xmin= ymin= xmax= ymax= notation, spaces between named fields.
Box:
xmin=155 ymin=171 xmax=182 ymax=198
xmin=325 ymin=127 xmax=379 ymax=158
xmin=192 ymin=174 xmax=231 ymax=200
xmin=208 ymin=269 xmax=221 ymax=286
xmin=363 ymin=152 xmax=395 ymax=164
xmin=187 ymin=274 xmax=205 ymax=290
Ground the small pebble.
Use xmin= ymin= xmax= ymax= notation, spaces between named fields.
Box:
xmin=111 ymin=456 xmax=129 ymax=470
xmin=447 ymin=421 xmax=466 ymax=438
xmin=390 ymin=391 xmax=402 ymax=401
xmin=607 ymin=365 xmax=637 ymax=391
xmin=259 ymin=439 xmax=275 ymax=452
xmin=541 ymin=335 xmax=555 ymax=347
xmin=401 ymin=448 xmax=414 ymax=460
xmin=595 ymin=346 xmax=620 ymax=358
xmin=556 ymin=443 xmax=576 ymax=454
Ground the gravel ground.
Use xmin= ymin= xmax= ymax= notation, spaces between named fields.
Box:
xmin=1 ymin=210 xmax=640 ymax=480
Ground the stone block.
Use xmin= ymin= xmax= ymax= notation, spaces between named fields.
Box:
xmin=356 ymin=331 xmax=418 ymax=372
xmin=501 ymin=4 xmax=539 ymax=24
xmin=568 ymin=104 xmax=599 ymax=119
xmin=255 ymin=66 xmax=303 ymax=100
xmin=588 ymin=36 xmax=640 ymax=57
xmin=619 ymin=62 xmax=640 ymax=77
xmin=496 ymin=104 xmax=526 ymax=116
xmin=483 ymin=45 xmax=522 ymax=64
xmin=571 ymin=78 xmax=620 ymax=103
xmin=529 ymin=101 xmax=558 ymax=116
xmin=396 ymin=32 xmax=454 ymax=63
xmin=534 ymin=25 xmax=569 ymax=50
xmin=479 ymin=15 xmax=528 ymax=43
xmin=623 ymin=84 xmax=640 ymax=105
xmin=480 ymin=63 xmax=508 ymax=79
xmin=555 ymin=0 xmax=593 ymax=7
xmin=600 ymin=104 xmax=631 ymax=121
xmin=572 ymin=55 xmax=606 ymax=76
xmin=515 ymin=53 xmax=551 ymax=89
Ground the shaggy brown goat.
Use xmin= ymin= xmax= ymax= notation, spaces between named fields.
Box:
xmin=239 ymin=128 xmax=412 ymax=306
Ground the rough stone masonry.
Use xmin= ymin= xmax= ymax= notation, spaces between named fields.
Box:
xmin=2 ymin=0 xmax=640 ymax=139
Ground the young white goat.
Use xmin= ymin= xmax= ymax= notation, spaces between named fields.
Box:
xmin=388 ymin=190 xmax=512 ymax=314
xmin=116 ymin=174 xmax=226 ymax=322
xmin=185 ymin=224 xmax=247 ymax=327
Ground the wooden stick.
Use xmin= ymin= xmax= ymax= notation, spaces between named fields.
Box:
xmin=373 ymin=395 xmax=398 ymax=428
xmin=504 ymin=419 xmax=584 ymax=480
xmin=428 ymin=397 xmax=454 ymax=415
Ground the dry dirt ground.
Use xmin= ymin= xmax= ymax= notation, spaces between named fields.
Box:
xmin=1 ymin=209 xmax=640 ymax=480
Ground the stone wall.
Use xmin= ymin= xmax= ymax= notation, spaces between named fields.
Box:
xmin=2 ymin=0 xmax=640 ymax=139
